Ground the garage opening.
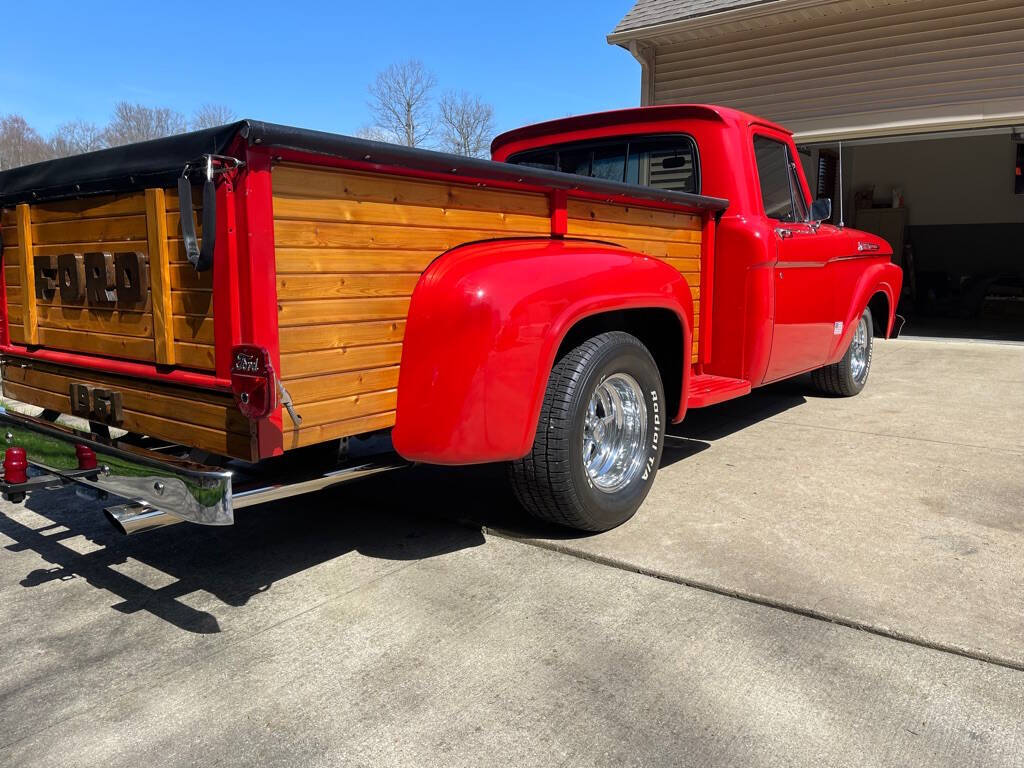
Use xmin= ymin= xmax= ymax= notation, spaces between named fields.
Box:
xmin=800 ymin=128 xmax=1024 ymax=341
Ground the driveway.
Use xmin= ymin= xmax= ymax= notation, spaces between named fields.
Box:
xmin=1 ymin=338 xmax=1022 ymax=767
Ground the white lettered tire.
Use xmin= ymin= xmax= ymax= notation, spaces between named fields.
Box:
xmin=509 ymin=331 xmax=666 ymax=531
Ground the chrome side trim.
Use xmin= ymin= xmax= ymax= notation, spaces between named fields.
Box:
xmin=231 ymin=460 xmax=410 ymax=509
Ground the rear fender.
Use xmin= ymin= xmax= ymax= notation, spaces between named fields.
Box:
xmin=392 ymin=238 xmax=694 ymax=465
xmin=828 ymin=261 xmax=903 ymax=361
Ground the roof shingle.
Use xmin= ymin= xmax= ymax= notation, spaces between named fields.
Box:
xmin=611 ymin=0 xmax=776 ymax=35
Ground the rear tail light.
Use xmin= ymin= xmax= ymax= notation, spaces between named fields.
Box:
xmin=75 ymin=444 xmax=97 ymax=470
xmin=3 ymin=446 xmax=28 ymax=485
xmin=230 ymin=345 xmax=278 ymax=420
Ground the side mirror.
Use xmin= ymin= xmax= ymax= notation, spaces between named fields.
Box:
xmin=810 ymin=197 xmax=832 ymax=223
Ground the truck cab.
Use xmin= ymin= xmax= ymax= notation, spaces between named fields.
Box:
xmin=492 ymin=104 xmax=901 ymax=390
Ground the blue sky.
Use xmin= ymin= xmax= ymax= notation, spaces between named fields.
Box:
xmin=1 ymin=1 xmax=641 ymax=138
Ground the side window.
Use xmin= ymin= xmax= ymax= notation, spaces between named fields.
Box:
xmin=628 ymin=138 xmax=698 ymax=194
xmin=511 ymin=148 xmax=557 ymax=171
xmin=507 ymin=135 xmax=699 ymax=194
xmin=753 ymin=135 xmax=804 ymax=222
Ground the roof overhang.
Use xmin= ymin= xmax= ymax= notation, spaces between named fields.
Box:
xmin=608 ymin=0 xmax=915 ymax=46
xmin=793 ymin=109 xmax=1024 ymax=145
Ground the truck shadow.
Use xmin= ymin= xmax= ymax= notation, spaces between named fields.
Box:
xmin=0 ymin=474 xmax=485 ymax=635
xmin=670 ymin=375 xmax=810 ymax=443
xmin=422 ymin=377 xmax=813 ymax=540
xmin=0 ymin=379 xmax=811 ymax=635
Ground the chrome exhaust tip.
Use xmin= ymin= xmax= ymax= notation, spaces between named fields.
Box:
xmin=104 ymin=503 xmax=183 ymax=535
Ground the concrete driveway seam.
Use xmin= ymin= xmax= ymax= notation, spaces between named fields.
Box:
xmin=484 ymin=528 xmax=1024 ymax=675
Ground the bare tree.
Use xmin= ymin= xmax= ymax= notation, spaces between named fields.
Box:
xmin=49 ymin=120 xmax=106 ymax=157
xmin=438 ymin=91 xmax=496 ymax=158
xmin=355 ymin=124 xmax=398 ymax=144
xmin=103 ymin=102 xmax=187 ymax=146
xmin=367 ymin=59 xmax=437 ymax=147
xmin=191 ymin=104 xmax=237 ymax=130
xmin=0 ymin=114 xmax=52 ymax=169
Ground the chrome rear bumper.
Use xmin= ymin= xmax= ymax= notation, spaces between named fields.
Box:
xmin=0 ymin=410 xmax=234 ymax=526
xmin=0 ymin=410 xmax=408 ymax=533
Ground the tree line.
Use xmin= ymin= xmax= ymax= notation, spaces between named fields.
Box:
xmin=0 ymin=103 xmax=236 ymax=171
xmin=0 ymin=59 xmax=496 ymax=171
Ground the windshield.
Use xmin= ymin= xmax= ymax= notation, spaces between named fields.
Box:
xmin=507 ymin=135 xmax=699 ymax=194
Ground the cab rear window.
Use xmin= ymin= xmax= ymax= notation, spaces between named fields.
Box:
xmin=508 ymin=135 xmax=699 ymax=194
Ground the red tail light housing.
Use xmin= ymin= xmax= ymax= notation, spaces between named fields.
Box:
xmin=230 ymin=345 xmax=278 ymax=420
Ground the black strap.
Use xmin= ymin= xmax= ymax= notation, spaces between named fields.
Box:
xmin=178 ymin=173 xmax=216 ymax=272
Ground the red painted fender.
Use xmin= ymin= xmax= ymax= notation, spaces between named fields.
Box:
xmin=392 ymin=238 xmax=694 ymax=465
xmin=828 ymin=260 xmax=903 ymax=361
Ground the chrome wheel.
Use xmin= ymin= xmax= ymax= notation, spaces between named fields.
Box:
xmin=850 ymin=315 xmax=870 ymax=383
xmin=582 ymin=373 xmax=648 ymax=494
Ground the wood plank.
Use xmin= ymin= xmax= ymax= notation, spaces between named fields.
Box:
xmin=170 ymin=263 xmax=213 ymax=291
xmin=277 ymin=297 xmax=410 ymax=327
xmin=146 ymin=188 xmax=176 ymax=365
xmin=281 ymin=389 xmax=397 ymax=430
xmin=567 ymin=199 xmax=703 ymax=230
xmin=279 ymin=342 xmax=403 ymax=379
xmin=172 ymin=316 xmax=215 ymax=344
xmin=286 ymin=366 xmax=400 ymax=406
xmin=275 ymin=248 xmax=437 ymax=274
xmin=22 ymin=288 xmax=155 ymax=315
xmin=660 ymin=257 xmax=703 ymax=274
xmin=273 ymin=165 xmax=550 ymax=216
xmin=15 ymin=204 xmax=38 ymax=344
xmin=27 ymin=193 xmax=146 ymax=223
xmin=37 ymin=306 xmax=154 ymax=338
xmin=278 ymin=320 xmax=406 ymax=353
xmin=30 ymin=215 xmax=148 ymax=246
xmin=567 ymin=219 xmax=703 ymax=245
xmin=171 ymin=290 xmax=214 ymax=317
xmin=28 ymin=241 xmax=149 ymax=260
xmin=285 ymin=411 xmax=397 ymax=450
xmin=27 ymin=326 xmax=155 ymax=361
xmin=173 ymin=342 xmax=216 ymax=370
xmin=1 ymin=380 xmax=254 ymax=460
xmin=276 ymin=272 xmax=420 ymax=300
xmin=271 ymin=195 xmax=549 ymax=234
xmin=566 ymin=217 xmax=702 ymax=244
xmin=2 ymin=364 xmax=250 ymax=434
xmin=1 ymin=208 xmax=16 ymax=227
xmin=273 ymin=219 xmax=532 ymax=251
xmin=11 ymin=325 xmax=211 ymax=369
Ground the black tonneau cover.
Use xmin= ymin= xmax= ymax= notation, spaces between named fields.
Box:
xmin=0 ymin=120 xmax=728 ymax=214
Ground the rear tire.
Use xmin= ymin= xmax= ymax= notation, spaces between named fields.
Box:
xmin=812 ymin=306 xmax=873 ymax=396
xmin=510 ymin=331 xmax=666 ymax=532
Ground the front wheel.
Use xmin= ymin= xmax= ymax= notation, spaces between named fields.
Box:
xmin=812 ymin=306 xmax=874 ymax=396
xmin=509 ymin=331 xmax=666 ymax=532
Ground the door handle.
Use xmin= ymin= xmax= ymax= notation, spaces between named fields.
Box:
xmin=775 ymin=227 xmax=794 ymax=239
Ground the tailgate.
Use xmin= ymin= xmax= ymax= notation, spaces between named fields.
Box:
xmin=0 ymin=188 xmax=214 ymax=370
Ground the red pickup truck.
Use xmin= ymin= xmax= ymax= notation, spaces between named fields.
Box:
xmin=0 ymin=104 xmax=901 ymax=534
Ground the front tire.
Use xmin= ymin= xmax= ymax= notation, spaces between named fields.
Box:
xmin=812 ymin=306 xmax=873 ymax=396
xmin=510 ymin=331 xmax=666 ymax=532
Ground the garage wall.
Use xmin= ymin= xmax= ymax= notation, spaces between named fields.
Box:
xmin=646 ymin=0 xmax=1024 ymax=141
xmin=848 ymin=135 xmax=1024 ymax=226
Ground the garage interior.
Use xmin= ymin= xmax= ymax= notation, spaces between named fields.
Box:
xmin=801 ymin=128 xmax=1024 ymax=341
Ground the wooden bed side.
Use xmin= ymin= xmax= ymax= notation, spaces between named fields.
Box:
xmin=270 ymin=163 xmax=704 ymax=450
xmin=0 ymin=358 xmax=256 ymax=460
xmin=565 ymin=200 xmax=703 ymax=362
xmin=0 ymin=188 xmax=215 ymax=370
